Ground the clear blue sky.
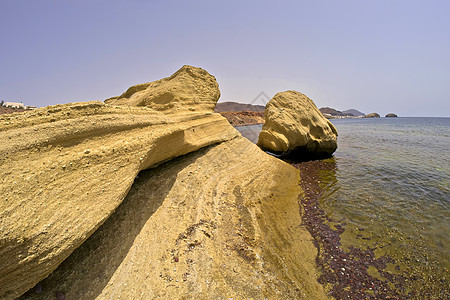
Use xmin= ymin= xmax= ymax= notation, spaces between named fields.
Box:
xmin=1 ymin=0 xmax=449 ymax=116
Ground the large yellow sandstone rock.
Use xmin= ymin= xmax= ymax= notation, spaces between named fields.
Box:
xmin=1 ymin=67 xmax=329 ymax=299
xmin=257 ymin=91 xmax=338 ymax=158
xmin=0 ymin=67 xmax=239 ymax=299
xmin=105 ymin=65 xmax=220 ymax=112
xmin=20 ymin=137 xmax=328 ymax=299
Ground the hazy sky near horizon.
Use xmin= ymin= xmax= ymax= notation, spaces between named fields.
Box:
xmin=1 ymin=1 xmax=449 ymax=116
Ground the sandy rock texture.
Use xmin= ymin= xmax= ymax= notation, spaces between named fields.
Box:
xmin=105 ymin=65 xmax=220 ymax=112
xmin=1 ymin=66 xmax=328 ymax=299
xmin=257 ymin=91 xmax=338 ymax=158
xmin=19 ymin=137 xmax=327 ymax=299
xmin=0 ymin=66 xmax=238 ymax=299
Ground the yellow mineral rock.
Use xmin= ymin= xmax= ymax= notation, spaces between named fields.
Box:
xmin=0 ymin=67 xmax=237 ymax=299
xmin=257 ymin=91 xmax=338 ymax=158
xmin=19 ymin=137 xmax=327 ymax=299
xmin=105 ymin=65 xmax=220 ymax=112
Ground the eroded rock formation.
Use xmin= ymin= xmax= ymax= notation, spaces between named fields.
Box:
xmin=257 ymin=91 xmax=338 ymax=159
xmin=1 ymin=67 xmax=328 ymax=299
xmin=105 ymin=65 xmax=219 ymax=112
xmin=0 ymin=66 xmax=238 ymax=299
xmin=19 ymin=137 xmax=327 ymax=299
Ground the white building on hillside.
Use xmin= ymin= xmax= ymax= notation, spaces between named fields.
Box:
xmin=3 ymin=102 xmax=25 ymax=108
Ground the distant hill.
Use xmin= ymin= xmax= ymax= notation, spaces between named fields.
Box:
xmin=342 ymin=109 xmax=365 ymax=117
xmin=319 ymin=107 xmax=347 ymax=116
xmin=319 ymin=107 xmax=366 ymax=118
xmin=215 ymin=101 xmax=265 ymax=112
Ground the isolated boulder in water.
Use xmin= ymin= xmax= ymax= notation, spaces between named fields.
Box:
xmin=385 ymin=113 xmax=397 ymax=117
xmin=257 ymin=90 xmax=338 ymax=158
xmin=0 ymin=66 xmax=239 ymax=299
xmin=364 ymin=113 xmax=380 ymax=118
xmin=105 ymin=65 xmax=220 ymax=112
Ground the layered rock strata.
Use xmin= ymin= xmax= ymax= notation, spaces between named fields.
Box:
xmin=105 ymin=65 xmax=219 ymax=112
xmin=0 ymin=66 xmax=239 ymax=299
xmin=19 ymin=137 xmax=327 ymax=299
xmin=257 ymin=91 xmax=338 ymax=159
xmin=1 ymin=66 xmax=328 ymax=299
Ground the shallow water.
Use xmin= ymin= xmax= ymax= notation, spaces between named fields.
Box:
xmin=237 ymin=118 xmax=450 ymax=297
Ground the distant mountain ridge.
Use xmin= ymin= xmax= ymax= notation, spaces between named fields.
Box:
xmin=215 ymin=101 xmax=265 ymax=112
xmin=342 ymin=109 xmax=365 ymax=117
xmin=319 ymin=107 xmax=365 ymax=118
xmin=319 ymin=107 xmax=350 ymax=116
xmin=216 ymin=102 xmax=367 ymax=120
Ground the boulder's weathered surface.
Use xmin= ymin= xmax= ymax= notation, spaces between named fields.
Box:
xmin=257 ymin=91 xmax=338 ymax=158
xmin=364 ymin=113 xmax=381 ymax=118
xmin=0 ymin=67 xmax=239 ymax=299
xmin=105 ymin=65 xmax=220 ymax=112
xmin=385 ymin=113 xmax=398 ymax=117
xmin=20 ymin=137 xmax=327 ymax=299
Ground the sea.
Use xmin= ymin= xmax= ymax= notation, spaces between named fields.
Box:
xmin=237 ymin=117 xmax=449 ymax=298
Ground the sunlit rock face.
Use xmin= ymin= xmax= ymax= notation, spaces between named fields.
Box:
xmin=257 ymin=90 xmax=338 ymax=159
xmin=105 ymin=65 xmax=220 ymax=112
xmin=18 ymin=137 xmax=327 ymax=300
xmin=1 ymin=67 xmax=328 ymax=300
xmin=0 ymin=66 xmax=238 ymax=299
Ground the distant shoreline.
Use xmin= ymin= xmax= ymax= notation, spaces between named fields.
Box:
xmin=218 ymin=111 xmax=264 ymax=127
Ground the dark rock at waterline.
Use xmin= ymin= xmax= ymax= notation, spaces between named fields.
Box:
xmin=385 ymin=113 xmax=398 ymax=117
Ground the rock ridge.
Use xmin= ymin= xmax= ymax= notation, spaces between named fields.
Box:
xmin=1 ymin=66 xmax=328 ymax=299
xmin=105 ymin=65 xmax=220 ymax=112
xmin=0 ymin=66 xmax=238 ymax=299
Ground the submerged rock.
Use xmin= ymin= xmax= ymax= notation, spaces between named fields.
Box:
xmin=257 ymin=91 xmax=338 ymax=159
xmin=364 ymin=113 xmax=381 ymax=118
xmin=385 ymin=113 xmax=398 ymax=117
xmin=0 ymin=67 xmax=238 ymax=299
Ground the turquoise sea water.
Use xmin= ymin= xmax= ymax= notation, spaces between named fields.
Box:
xmin=237 ymin=118 xmax=449 ymax=296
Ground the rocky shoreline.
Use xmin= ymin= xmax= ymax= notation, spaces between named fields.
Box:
xmin=1 ymin=66 xmax=329 ymax=299
xmin=291 ymin=159 xmax=408 ymax=299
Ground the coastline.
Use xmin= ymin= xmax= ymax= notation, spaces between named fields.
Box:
xmin=236 ymin=121 xmax=449 ymax=299
xmin=218 ymin=111 xmax=264 ymax=127
xmin=291 ymin=159 xmax=408 ymax=298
